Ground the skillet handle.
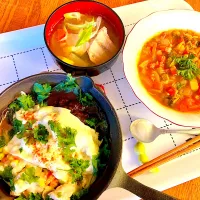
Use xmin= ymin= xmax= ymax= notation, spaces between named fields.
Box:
xmin=108 ymin=162 xmax=178 ymax=200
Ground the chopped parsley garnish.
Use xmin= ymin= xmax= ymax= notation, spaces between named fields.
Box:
xmin=92 ymin=138 xmax=110 ymax=176
xmin=20 ymin=167 xmax=39 ymax=184
xmin=16 ymin=193 xmax=43 ymax=200
xmin=53 ymin=74 xmax=79 ymax=95
xmin=85 ymin=118 xmax=108 ymax=131
xmin=174 ymin=54 xmax=200 ymax=80
xmin=33 ymin=124 xmax=49 ymax=144
xmin=17 ymin=94 xmax=35 ymax=111
xmin=69 ymin=158 xmax=90 ymax=183
xmin=70 ymin=188 xmax=89 ymax=200
xmin=48 ymin=120 xmax=89 ymax=183
xmin=85 ymin=118 xmax=97 ymax=128
xmin=0 ymin=136 xmax=6 ymax=148
xmin=48 ymin=120 xmax=77 ymax=148
xmin=33 ymin=83 xmax=52 ymax=103
xmin=19 ymin=147 xmax=23 ymax=153
xmin=48 ymin=120 xmax=77 ymax=162
xmin=78 ymin=90 xmax=94 ymax=106
xmin=9 ymin=118 xmax=26 ymax=139
xmin=0 ymin=166 xmax=15 ymax=191
xmin=9 ymin=101 xmax=20 ymax=112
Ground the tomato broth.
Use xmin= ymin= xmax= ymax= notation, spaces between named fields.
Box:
xmin=138 ymin=29 xmax=200 ymax=112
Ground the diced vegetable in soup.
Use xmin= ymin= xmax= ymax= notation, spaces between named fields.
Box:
xmin=49 ymin=12 xmax=119 ymax=67
xmin=138 ymin=29 xmax=200 ymax=112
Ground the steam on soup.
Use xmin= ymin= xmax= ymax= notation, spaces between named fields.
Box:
xmin=138 ymin=29 xmax=200 ymax=112
xmin=49 ymin=12 xmax=120 ymax=67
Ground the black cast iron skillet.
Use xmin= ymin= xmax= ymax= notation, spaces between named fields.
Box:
xmin=0 ymin=73 xmax=177 ymax=200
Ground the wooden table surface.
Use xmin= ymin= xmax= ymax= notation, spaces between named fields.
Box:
xmin=0 ymin=0 xmax=200 ymax=199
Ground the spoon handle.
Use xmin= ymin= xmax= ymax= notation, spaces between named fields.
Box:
xmin=161 ymin=128 xmax=200 ymax=135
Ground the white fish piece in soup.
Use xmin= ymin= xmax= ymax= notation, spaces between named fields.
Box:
xmin=88 ymin=27 xmax=118 ymax=65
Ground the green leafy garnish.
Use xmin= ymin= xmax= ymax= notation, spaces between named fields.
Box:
xmin=92 ymin=138 xmax=110 ymax=176
xmin=9 ymin=118 xmax=26 ymax=139
xmin=69 ymin=158 xmax=90 ymax=183
xmin=85 ymin=118 xmax=108 ymax=132
xmin=48 ymin=120 xmax=77 ymax=161
xmin=33 ymin=83 xmax=52 ymax=103
xmin=70 ymin=188 xmax=89 ymax=200
xmin=19 ymin=147 xmax=23 ymax=153
xmin=76 ymin=21 xmax=94 ymax=47
xmin=85 ymin=118 xmax=97 ymax=128
xmin=17 ymin=94 xmax=35 ymax=111
xmin=45 ymin=196 xmax=53 ymax=200
xmin=20 ymin=167 xmax=39 ymax=184
xmin=48 ymin=120 xmax=77 ymax=148
xmin=0 ymin=166 xmax=15 ymax=191
xmin=78 ymin=91 xmax=93 ymax=106
xmin=0 ymin=136 xmax=6 ymax=148
xmin=9 ymin=101 xmax=20 ymax=112
xmin=174 ymin=54 xmax=200 ymax=80
xmin=53 ymin=74 xmax=79 ymax=95
xmin=33 ymin=124 xmax=49 ymax=144
xmin=16 ymin=193 xmax=43 ymax=200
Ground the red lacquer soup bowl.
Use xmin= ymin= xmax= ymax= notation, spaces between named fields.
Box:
xmin=44 ymin=0 xmax=125 ymax=76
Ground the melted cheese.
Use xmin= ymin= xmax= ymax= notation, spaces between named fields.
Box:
xmin=6 ymin=106 xmax=101 ymax=184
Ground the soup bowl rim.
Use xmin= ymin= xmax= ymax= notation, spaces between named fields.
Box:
xmin=123 ymin=9 xmax=200 ymax=128
xmin=43 ymin=0 xmax=125 ymax=70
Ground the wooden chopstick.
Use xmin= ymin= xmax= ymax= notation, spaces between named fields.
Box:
xmin=128 ymin=134 xmax=200 ymax=178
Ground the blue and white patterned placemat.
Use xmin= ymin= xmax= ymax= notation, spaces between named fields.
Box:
xmin=0 ymin=0 xmax=198 ymax=198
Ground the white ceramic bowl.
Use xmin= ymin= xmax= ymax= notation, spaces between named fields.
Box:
xmin=123 ymin=9 xmax=200 ymax=127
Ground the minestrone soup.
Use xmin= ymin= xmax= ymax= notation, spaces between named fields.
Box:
xmin=49 ymin=12 xmax=120 ymax=67
xmin=138 ymin=29 xmax=200 ymax=112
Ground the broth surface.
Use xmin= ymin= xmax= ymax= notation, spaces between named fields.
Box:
xmin=49 ymin=13 xmax=120 ymax=67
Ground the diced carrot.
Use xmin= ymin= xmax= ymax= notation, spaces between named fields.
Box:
xmin=170 ymin=66 xmax=177 ymax=75
xmin=149 ymin=63 xmax=156 ymax=69
xmin=152 ymin=42 xmax=157 ymax=61
xmin=56 ymin=29 xmax=66 ymax=41
xmin=156 ymin=50 xmax=162 ymax=56
xmin=157 ymin=55 xmax=166 ymax=63
xmin=153 ymin=81 xmax=163 ymax=91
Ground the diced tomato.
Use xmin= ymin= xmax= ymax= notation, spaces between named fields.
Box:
xmin=197 ymin=87 xmax=200 ymax=95
xmin=166 ymin=86 xmax=176 ymax=96
xmin=170 ymin=66 xmax=177 ymax=75
xmin=56 ymin=29 xmax=66 ymax=41
xmin=149 ymin=63 xmax=156 ymax=69
xmin=159 ymin=62 xmax=165 ymax=68
xmin=183 ymin=49 xmax=189 ymax=55
xmin=153 ymin=81 xmax=163 ymax=91
xmin=157 ymin=55 xmax=166 ymax=63
xmin=156 ymin=50 xmax=162 ymax=56
xmin=178 ymin=35 xmax=184 ymax=43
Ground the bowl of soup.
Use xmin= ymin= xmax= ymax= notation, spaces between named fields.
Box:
xmin=123 ymin=9 xmax=200 ymax=127
xmin=44 ymin=1 xmax=125 ymax=76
